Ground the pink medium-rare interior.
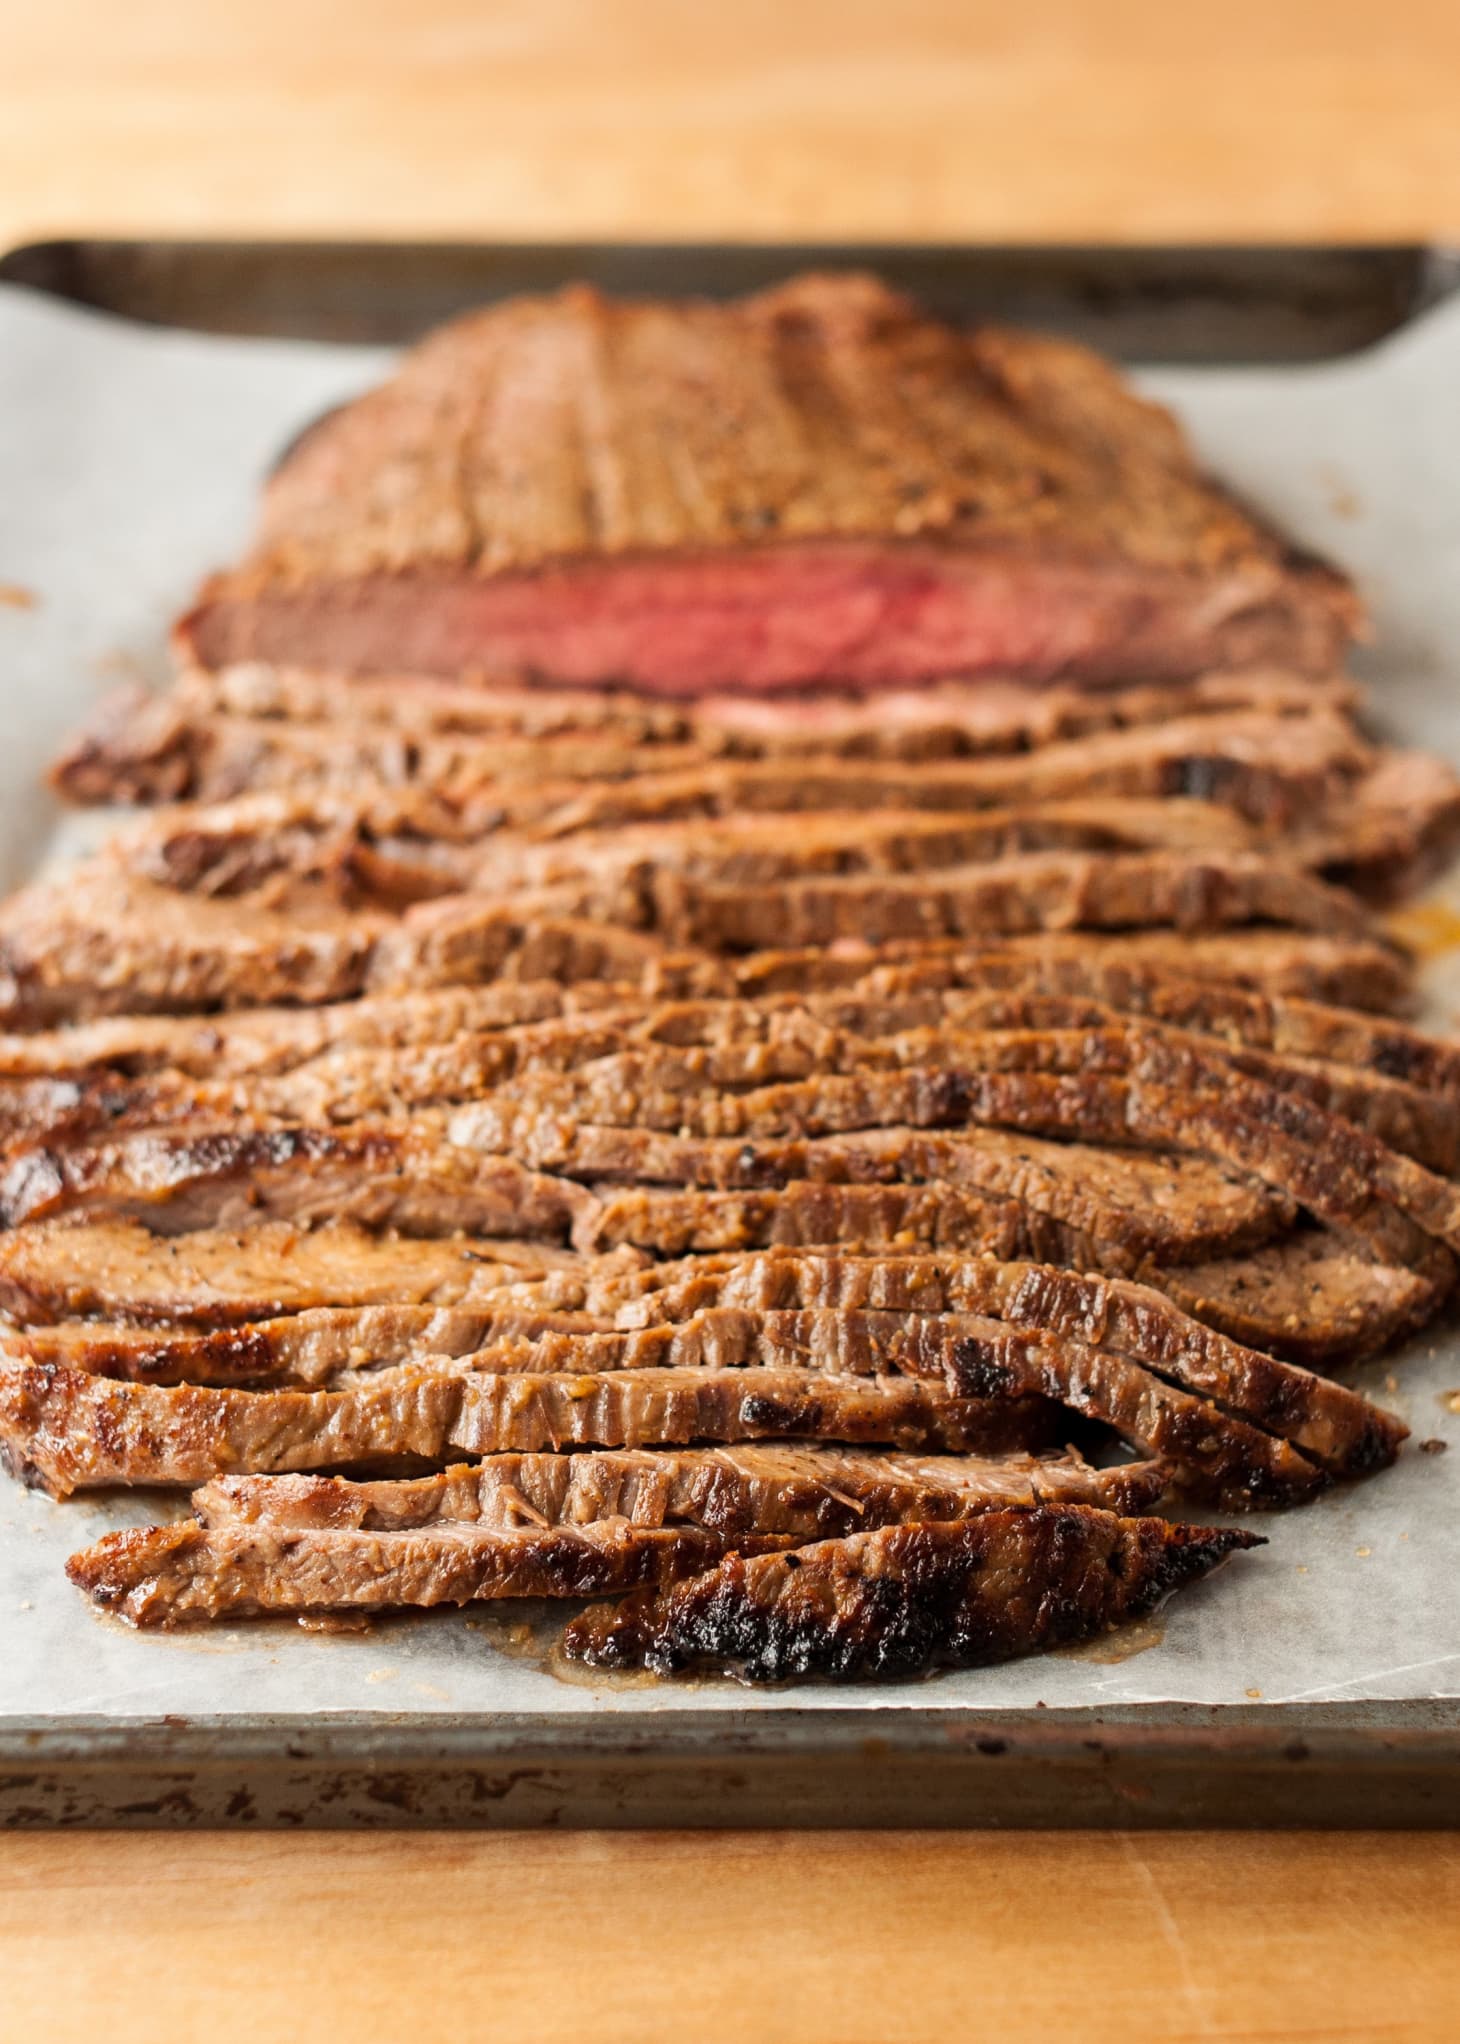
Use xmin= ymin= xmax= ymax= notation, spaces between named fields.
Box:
xmin=183 ymin=543 xmax=1332 ymax=695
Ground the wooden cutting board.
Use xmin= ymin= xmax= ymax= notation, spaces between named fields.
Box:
xmin=2 ymin=0 xmax=1460 ymax=250
xmin=2 ymin=1829 xmax=1459 ymax=2043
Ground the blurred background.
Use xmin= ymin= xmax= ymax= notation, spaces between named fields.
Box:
xmin=3 ymin=1 xmax=1458 ymax=251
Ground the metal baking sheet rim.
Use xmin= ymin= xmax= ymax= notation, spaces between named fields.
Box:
xmin=5 ymin=1703 xmax=1460 ymax=1829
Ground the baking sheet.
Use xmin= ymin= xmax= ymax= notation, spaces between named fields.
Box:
xmin=0 ymin=279 xmax=1458 ymax=1726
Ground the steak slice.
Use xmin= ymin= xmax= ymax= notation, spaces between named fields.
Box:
xmin=0 ymin=1125 xmax=590 ymax=1240
xmin=184 ymin=660 xmax=1366 ymax=754
xmin=604 ymin=853 xmax=1373 ymax=951
xmin=13 ymin=1300 xmax=624 ymax=1387
xmin=0 ymin=865 xmax=1413 ymax=1026
xmin=49 ymin=684 xmax=707 ymax=809
xmin=13 ymin=1290 xmax=1374 ymax=1492
xmin=750 ymin=930 xmax=1413 ymax=1011
xmin=605 ymin=1253 xmax=1403 ymax=1480
xmin=455 ymin=1036 xmax=1460 ymax=1267
xmin=1299 ymin=748 xmax=1460 ymax=901
xmin=1155 ymin=1235 xmax=1444 ymax=1367
xmin=0 ymin=980 xmax=628 ymax=1081
xmin=66 ymin=1519 xmax=801 ymax=1626
xmin=588 ymin=1179 xmax=1138 ymax=1266
xmin=193 ymin=1443 xmax=1169 ymax=1532
xmin=54 ymin=665 xmax=1366 ymax=804
xmin=561 ymin=1509 xmax=1262 ymax=1682
xmin=177 ymin=275 xmax=1356 ymax=690
xmin=0 ymin=867 xmax=668 ymax=1028
xmin=56 ymin=691 xmax=1378 ymax=841
xmin=0 ymin=1218 xmax=598 ymax=1328
xmin=0 ymin=1357 xmax=1050 ymax=1495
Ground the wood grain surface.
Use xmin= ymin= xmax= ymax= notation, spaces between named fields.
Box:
xmin=1 ymin=1829 xmax=1457 ymax=2044
xmin=3 ymin=0 xmax=1460 ymax=251
xmin=3 ymin=5 xmax=1460 ymax=2038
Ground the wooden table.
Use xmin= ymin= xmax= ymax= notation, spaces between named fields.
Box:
xmin=3 ymin=5 xmax=1459 ymax=2039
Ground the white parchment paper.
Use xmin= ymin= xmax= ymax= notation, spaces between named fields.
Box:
xmin=0 ymin=281 xmax=1456 ymax=1720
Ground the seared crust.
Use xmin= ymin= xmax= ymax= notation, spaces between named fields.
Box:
xmin=561 ymin=1506 xmax=1263 ymax=1681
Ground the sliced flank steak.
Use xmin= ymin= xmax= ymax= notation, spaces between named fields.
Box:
xmin=67 ymin=1453 xmax=1178 ymax=1628
xmin=0 ymin=862 xmax=1414 ymax=1029
xmin=191 ymin=1443 xmax=1169 ymax=1534
xmin=52 ymin=665 xmax=1366 ymax=804
xmin=0 ymin=1353 xmax=1051 ymax=1496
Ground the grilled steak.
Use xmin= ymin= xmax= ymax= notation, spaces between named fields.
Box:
xmin=19 ymin=993 xmax=1448 ymax=1173
xmin=1302 ymin=748 xmax=1460 ymax=901
xmin=176 ymin=275 xmax=1356 ymax=690
xmin=759 ymin=930 xmax=1412 ymax=1011
xmin=10 ymin=270 xmax=1458 ymax=1687
xmin=66 ymin=1518 xmax=802 ymax=1626
xmin=193 ymin=1443 xmax=1169 ymax=1532
xmin=602 ymin=1252 xmax=1403 ymax=1478
xmin=1 ymin=1355 xmax=1047 ymax=1494
xmin=53 ymin=665 xmax=1366 ymax=805
xmin=0 ymin=1125 xmax=591 ymax=1240
xmin=0 ymin=868 xmax=669 ymax=1028
xmin=593 ymin=853 xmax=1373 ymax=950
xmin=571 ymin=1179 xmax=1133 ymax=1266
xmin=57 ymin=685 xmax=1376 ymax=833
xmin=561 ymin=1508 xmax=1262 ymax=1681
xmin=0 ymin=1218 xmax=595 ymax=1327
xmin=187 ymin=660 xmax=1365 ymax=750
xmin=12 ymin=1302 xmax=592 ymax=1386
xmin=0 ymin=862 xmax=1413 ymax=1028
xmin=67 ymin=1451 xmax=1177 ymax=1627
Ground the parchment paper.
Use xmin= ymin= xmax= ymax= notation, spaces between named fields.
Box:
xmin=0 ymin=281 xmax=1456 ymax=1720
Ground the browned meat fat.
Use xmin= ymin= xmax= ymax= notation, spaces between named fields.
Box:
xmin=561 ymin=1508 xmax=1263 ymax=1681
xmin=176 ymin=276 xmax=1357 ymax=692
